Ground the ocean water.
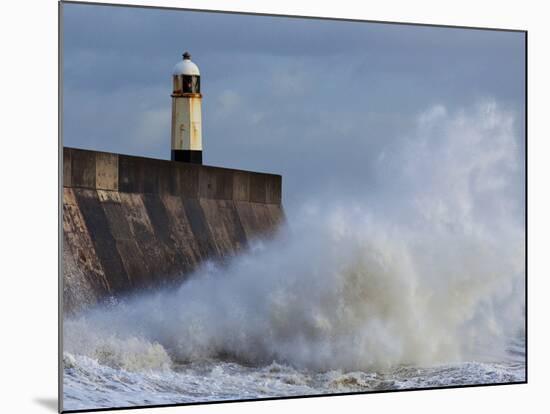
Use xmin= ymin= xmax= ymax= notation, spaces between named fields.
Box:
xmin=62 ymin=206 xmax=525 ymax=411
xmin=63 ymin=352 xmax=525 ymax=410
xmin=63 ymin=102 xmax=525 ymax=411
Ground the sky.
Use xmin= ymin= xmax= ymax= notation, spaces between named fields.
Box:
xmin=62 ymin=3 xmax=525 ymax=216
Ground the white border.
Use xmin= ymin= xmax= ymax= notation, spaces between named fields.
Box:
xmin=2 ymin=1 xmax=547 ymax=413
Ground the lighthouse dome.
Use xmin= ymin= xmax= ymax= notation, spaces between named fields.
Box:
xmin=173 ymin=52 xmax=200 ymax=76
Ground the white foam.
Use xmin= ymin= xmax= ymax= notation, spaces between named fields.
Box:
xmin=63 ymin=100 xmax=525 ymax=407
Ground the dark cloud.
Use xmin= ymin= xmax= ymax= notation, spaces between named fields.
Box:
xmin=62 ymin=2 xmax=525 ymax=215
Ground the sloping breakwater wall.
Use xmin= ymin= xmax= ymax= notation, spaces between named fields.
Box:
xmin=63 ymin=147 xmax=284 ymax=314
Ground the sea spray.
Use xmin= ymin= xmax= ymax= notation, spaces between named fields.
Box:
xmin=64 ymin=101 xmax=525 ymax=375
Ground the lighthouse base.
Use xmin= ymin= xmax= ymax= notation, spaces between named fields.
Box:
xmin=172 ymin=149 xmax=202 ymax=164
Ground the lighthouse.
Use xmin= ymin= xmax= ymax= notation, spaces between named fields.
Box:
xmin=171 ymin=52 xmax=203 ymax=164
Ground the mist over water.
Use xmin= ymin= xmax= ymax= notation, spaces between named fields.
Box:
xmin=64 ymin=101 xmax=525 ymax=408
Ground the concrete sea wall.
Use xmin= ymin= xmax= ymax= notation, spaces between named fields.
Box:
xmin=63 ymin=147 xmax=284 ymax=314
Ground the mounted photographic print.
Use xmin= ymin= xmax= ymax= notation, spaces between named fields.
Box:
xmin=60 ymin=1 xmax=527 ymax=412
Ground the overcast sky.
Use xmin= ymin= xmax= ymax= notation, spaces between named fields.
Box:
xmin=62 ymin=3 xmax=525 ymax=216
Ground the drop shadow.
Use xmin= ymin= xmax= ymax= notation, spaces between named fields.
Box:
xmin=34 ymin=398 xmax=58 ymax=412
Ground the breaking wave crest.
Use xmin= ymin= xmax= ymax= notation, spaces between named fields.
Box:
xmin=64 ymin=101 xmax=525 ymax=374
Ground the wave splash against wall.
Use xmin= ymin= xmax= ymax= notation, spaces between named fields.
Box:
xmin=64 ymin=101 xmax=525 ymax=373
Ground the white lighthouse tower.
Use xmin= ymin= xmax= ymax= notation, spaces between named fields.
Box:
xmin=171 ymin=52 xmax=203 ymax=164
